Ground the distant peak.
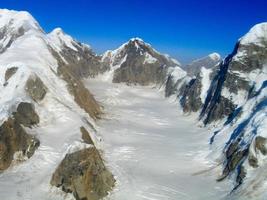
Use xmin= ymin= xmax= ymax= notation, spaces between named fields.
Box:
xmin=129 ymin=37 xmax=144 ymax=43
xmin=208 ymin=53 xmax=221 ymax=60
xmin=48 ymin=27 xmax=78 ymax=51
xmin=50 ymin=27 xmax=65 ymax=35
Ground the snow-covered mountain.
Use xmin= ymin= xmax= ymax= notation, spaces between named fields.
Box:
xmin=101 ymin=37 xmax=186 ymax=85
xmin=0 ymin=9 xmax=114 ymax=200
xmin=183 ymin=53 xmax=221 ymax=76
xmin=1 ymin=7 xmax=267 ymax=200
xmin=174 ymin=22 xmax=267 ymax=197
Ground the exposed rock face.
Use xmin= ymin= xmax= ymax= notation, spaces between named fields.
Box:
xmin=57 ymin=64 xmax=102 ymax=120
xmin=183 ymin=53 xmax=221 ymax=76
xmin=0 ymin=119 xmax=39 ymax=171
xmin=0 ymin=102 xmax=40 ymax=171
xmin=203 ymin=23 xmax=267 ymax=193
xmin=103 ymin=38 xmax=181 ymax=85
xmin=25 ymin=76 xmax=47 ymax=102
xmin=46 ymin=31 xmax=103 ymax=120
xmin=13 ymin=102 xmax=39 ymax=127
xmin=180 ymin=78 xmax=203 ymax=113
xmin=51 ymin=147 xmax=115 ymax=200
xmin=48 ymin=28 xmax=108 ymax=79
xmin=4 ymin=67 xmax=18 ymax=82
xmin=255 ymin=136 xmax=267 ymax=155
xmin=198 ymin=46 xmax=239 ymax=124
xmin=80 ymin=126 xmax=94 ymax=145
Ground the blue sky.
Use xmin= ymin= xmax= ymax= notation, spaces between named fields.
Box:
xmin=1 ymin=0 xmax=267 ymax=64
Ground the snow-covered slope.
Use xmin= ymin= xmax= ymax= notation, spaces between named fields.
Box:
xmin=0 ymin=9 xmax=43 ymax=53
xmin=174 ymin=22 xmax=267 ymax=198
xmin=0 ymin=9 xmax=114 ymax=200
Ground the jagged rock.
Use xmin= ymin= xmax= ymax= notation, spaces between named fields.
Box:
xmin=180 ymin=77 xmax=202 ymax=113
xmin=80 ymin=126 xmax=94 ymax=145
xmin=218 ymin=148 xmax=248 ymax=182
xmin=255 ymin=136 xmax=267 ymax=155
xmin=48 ymin=28 xmax=108 ymax=79
xmin=165 ymin=75 xmax=179 ymax=97
xmin=51 ymin=147 xmax=115 ymax=200
xmin=47 ymin=45 xmax=102 ymax=120
xmin=57 ymin=64 xmax=102 ymax=120
xmin=105 ymin=38 xmax=180 ymax=85
xmin=0 ymin=117 xmax=40 ymax=171
xmin=4 ymin=67 xmax=18 ymax=82
xmin=13 ymin=102 xmax=39 ymax=128
xmin=25 ymin=76 xmax=47 ymax=102
xmin=236 ymin=165 xmax=246 ymax=186
xmin=248 ymin=154 xmax=258 ymax=168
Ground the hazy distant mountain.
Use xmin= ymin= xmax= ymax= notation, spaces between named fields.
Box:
xmin=183 ymin=53 xmax=221 ymax=76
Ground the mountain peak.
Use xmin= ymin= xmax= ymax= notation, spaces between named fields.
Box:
xmin=240 ymin=22 xmax=267 ymax=46
xmin=0 ymin=9 xmax=41 ymax=32
xmin=208 ymin=52 xmax=221 ymax=61
xmin=48 ymin=27 xmax=79 ymax=51
xmin=129 ymin=37 xmax=144 ymax=42
xmin=50 ymin=27 xmax=64 ymax=34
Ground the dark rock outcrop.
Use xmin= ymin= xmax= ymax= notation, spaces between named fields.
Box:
xmin=57 ymin=64 xmax=102 ymax=120
xmin=25 ymin=76 xmax=47 ymax=102
xmin=5 ymin=67 xmax=18 ymax=82
xmin=13 ymin=102 xmax=39 ymax=128
xmin=51 ymin=147 xmax=115 ymax=200
xmin=0 ymin=102 xmax=40 ymax=171
xmin=180 ymin=77 xmax=203 ymax=113
xmin=47 ymin=34 xmax=102 ymax=120
xmin=48 ymin=28 xmax=109 ymax=79
xmin=0 ymin=117 xmax=39 ymax=171
xmin=80 ymin=126 xmax=94 ymax=145
xmin=255 ymin=136 xmax=267 ymax=155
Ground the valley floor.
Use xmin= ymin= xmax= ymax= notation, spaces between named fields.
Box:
xmin=85 ymin=79 xmax=232 ymax=200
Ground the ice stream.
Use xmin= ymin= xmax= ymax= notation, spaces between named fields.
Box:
xmin=85 ymin=79 xmax=232 ymax=200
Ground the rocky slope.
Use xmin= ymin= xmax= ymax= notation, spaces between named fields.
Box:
xmin=101 ymin=38 xmax=187 ymax=86
xmin=0 ymin=9 xmax=114 ymax=200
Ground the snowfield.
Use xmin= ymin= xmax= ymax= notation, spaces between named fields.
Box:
xmin=85 ymin=78 xmax=232 ymax=200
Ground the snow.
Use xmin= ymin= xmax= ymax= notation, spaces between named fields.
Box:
xmin=208 ymin=53 xmax=221 ymax=61
xmin=84 ymin=78 xmax=232 ymax=200
xmin=143 ymin=52 xmax=157 ymax=64
xmin=0 ymin=85 xmax=98 ymax=200
xmin=130 ymin=37 xmax=144 ymax=43
xmin=48 ymin=28 xmax=78 ymax=52
xmin=209 ymin=77 xmax=267 ymax=199
xmin=0 ymin=11 xmax=101 ymax=200
xmin=200 ymin=67 xmax=212 ymax=103
xmin=240 ymin=22 xmax=267 ymax=46
xmin=221 ymin=87 xmax=248 ymax=106
xmin=168 ymin=66 xmax=187 ymax=83
xmin=0 ymin=9 xmax=41 ymax=32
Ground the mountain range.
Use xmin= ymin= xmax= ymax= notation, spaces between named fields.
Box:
xmin=0 ymin=8 xmax=267 ymax=200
